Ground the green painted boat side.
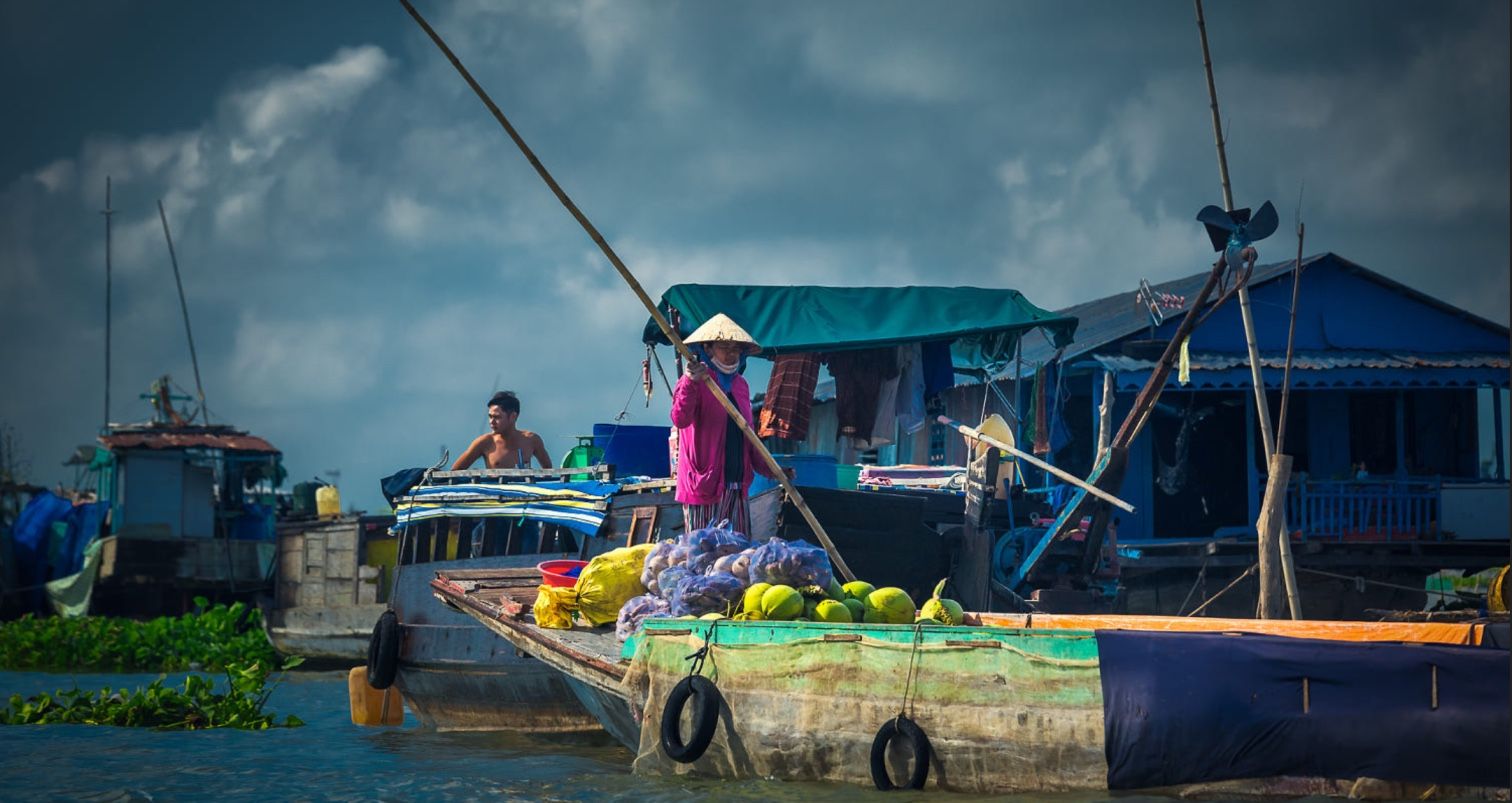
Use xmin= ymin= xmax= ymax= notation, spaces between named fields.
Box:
xmin=622 ymin=618 xmax=1109 ymax=792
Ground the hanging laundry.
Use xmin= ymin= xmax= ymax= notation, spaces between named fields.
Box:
xmin=1045 ymin=358 xmax=1072 ymax=456
xmin=920 ymin=339 xmax=955 ymax=397
xmin=895 ymin=343 xmax=927 ymax=435
xmin=758 ymin=353 xmax=821 ymax=441
xmin=857 ymin=351 xmax=901 ymax=450
xmin=1031 ymin=363 xmax=1050 ymax=455
xmin=823 ymin=348 xmax=899 ymax=444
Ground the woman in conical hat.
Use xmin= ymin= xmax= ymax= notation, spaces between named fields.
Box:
xmin=672 ymin=313 xmax=780 ymax=534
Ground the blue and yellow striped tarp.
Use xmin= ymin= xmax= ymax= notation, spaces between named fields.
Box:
xmin=393 ymin=481 xmax=621 ymax=537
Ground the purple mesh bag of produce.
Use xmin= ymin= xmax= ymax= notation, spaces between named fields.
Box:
xmin=668 ymin=572 xmax=745 ymax=617
xmin=747 ymin=537 xmax=833 ymax=589
xmin=615 ymin=594 xmax=671 ymax=641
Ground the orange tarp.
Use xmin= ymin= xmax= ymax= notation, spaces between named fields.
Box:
xmin=975 ymin=613 xmax=1482 ymax=646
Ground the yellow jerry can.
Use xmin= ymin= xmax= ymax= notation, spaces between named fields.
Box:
xmin=347 ymin=666 xmax=404 ymax=726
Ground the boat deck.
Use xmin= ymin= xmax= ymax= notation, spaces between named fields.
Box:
xmin=430 ymin=567 xmax=628 ymax=688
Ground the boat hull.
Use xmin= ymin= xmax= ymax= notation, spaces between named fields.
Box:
xmin=391 ymin=553 xmax=601 ymax=733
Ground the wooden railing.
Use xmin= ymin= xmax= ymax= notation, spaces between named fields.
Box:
xmin=1278 ymin=477 xmax=1442 ymax=541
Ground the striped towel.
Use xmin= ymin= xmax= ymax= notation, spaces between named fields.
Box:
xmin=392 ymin=481 xmax=620 ymax=537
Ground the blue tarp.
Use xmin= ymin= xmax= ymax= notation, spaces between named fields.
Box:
xmin=391 ymin=481 xmax=622 ymax=538
xmin=1096 ymin=629 xmax=1510 ymax=790
xmin=8 ymin=491 xmax=107 ymax=611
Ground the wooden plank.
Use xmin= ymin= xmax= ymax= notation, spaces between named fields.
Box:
xmin=626 ymin=505 xmax=659 ymax=547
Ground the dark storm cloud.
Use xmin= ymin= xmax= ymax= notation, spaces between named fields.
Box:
xmin=0 ymin=0 xmax=1504 ymax=509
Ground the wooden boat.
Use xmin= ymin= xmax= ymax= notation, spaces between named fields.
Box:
xmin=367 ymin=465 xmax=782 ymax=732
xmin=431 ymin=569 xmax=1508 ymax=796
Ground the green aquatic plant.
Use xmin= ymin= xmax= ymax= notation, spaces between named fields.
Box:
xmin=0 ymin=658 xmax=305 ymax=730
xmin=0 ymin=598 xmax=285 ymax=673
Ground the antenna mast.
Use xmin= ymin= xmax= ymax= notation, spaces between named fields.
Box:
xmin=102 ymin=178 xmax=114 ymax=431
xmin=157 ymin=200 xmax=208 ymax=423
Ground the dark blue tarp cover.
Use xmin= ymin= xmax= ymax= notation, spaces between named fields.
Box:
xmin=8 ymin=490 xmax=107 ymax=611
xmin=1096 ymin=629 xmax=1509 ymax=790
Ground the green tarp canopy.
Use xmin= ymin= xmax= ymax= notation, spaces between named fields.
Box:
xmin=642 ymin=284 xmax=1077 ymax=367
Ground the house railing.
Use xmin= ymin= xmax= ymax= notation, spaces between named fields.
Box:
xmin=1277 ymin=477 xmax=1443 ymax=541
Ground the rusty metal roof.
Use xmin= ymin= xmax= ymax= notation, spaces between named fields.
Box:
xmin=101 ymin=427 xmax=279 ymax=454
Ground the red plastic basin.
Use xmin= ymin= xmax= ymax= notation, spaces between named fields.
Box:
xmin=538 ymin=559 xmax=588 ymax=587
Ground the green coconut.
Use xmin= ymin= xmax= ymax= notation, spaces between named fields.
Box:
xmin=742 ymin=582 xmax=773 ymax=615
xmin=826 ymin=578 xmax=846 ymax=601
xmin=841 ymin=598 xmax=866 ymax=622
xmin=804 ymin=598 xmax=821 ymax=620
xmin=919 ymin=578 xmax=966 ymax=626
xmin=812 ymin=599 xmax=853 ymax=623
xmin=760 ymin=584 xmax=805 ymax=621
xmin=842 ymin=580 xmax=877 ymax=602
xmin=734 ymin=609 xmax=766 ymax=621
xmin=862 ymin=587 xmax=916 ymax=624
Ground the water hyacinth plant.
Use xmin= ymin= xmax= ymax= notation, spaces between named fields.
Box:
xmin=0 ymin=658 xmax=305 ymax=730
xmin=0 ymin=598 xmax=285 ymax=673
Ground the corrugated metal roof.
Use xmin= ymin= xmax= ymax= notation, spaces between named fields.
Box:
xmin=1008 ymin=255 xmax=1313 ymax=375
xmin=1002 ymin=252 xmax=1507 ymax=380
xmin=101 ymin=427 xmax=280 ymax=454
xmin=1092 ymin=350 xmax=1512 ymax=373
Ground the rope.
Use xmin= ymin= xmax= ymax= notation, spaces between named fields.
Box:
xmin=897 ymin=623 xmax=926 ymax=720
xmin=1176 ymin=554 xmax=1211 ymax=616
xmin=649 ymin=344 xmax=675 ymax=397
xmin=1186 ymin=563 xmax=1257 ymax=617
xmin=1295 ymin=567 xmax=1486 ymax=602
xmin=684 ymin=619 xmax=717 ymax=681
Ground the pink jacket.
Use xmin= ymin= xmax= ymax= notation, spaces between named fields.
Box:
xmin=671 ymin=373 xmax=776 ymax=505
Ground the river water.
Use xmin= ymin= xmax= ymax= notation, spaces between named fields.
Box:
xmin=0 ymin=670 xmax=1140 ymax=802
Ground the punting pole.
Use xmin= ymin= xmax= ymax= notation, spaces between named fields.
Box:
xmin=1268 ymin=218 xmax=1308 ymax=618
xmin=102 ymin=177 xmax=114 ymax=432
xmin=1193 ymin=0 xmax=1292 ymax=618
xmin=157 ymin=200 xmax=208 ymax=424
xmin=398 ymin=0 xmax=855 ymax=582
xmin=936 ymin=415 xmax=1136 ymax=514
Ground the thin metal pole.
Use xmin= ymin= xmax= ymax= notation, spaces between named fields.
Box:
xmin=157 ymin=200 xmax=207 ymax=423
xmin=102 ymin=177 xmax=114 ymax=431
xmin=397 ymin=0 xmax=854 ymax=581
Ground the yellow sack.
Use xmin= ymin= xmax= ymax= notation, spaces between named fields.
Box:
xmin=533 ymin=584 xmax=579 ymax=630
xmin=576 ymin=543 xmax=654 ymax=627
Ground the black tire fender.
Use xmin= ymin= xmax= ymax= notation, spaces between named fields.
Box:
xmin=659 ymin=675 xmax=721 ymax=763
xmin=870 ymin=715 xmax=931 ymax=790
xmin=366 ymin=610 xmax=400 ymax=690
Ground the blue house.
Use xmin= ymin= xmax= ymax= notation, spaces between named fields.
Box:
xmin=956 ymin=252 xmax=1508 ymax=550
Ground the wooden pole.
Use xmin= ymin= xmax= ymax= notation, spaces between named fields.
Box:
xmin=1268 ymin=220 xmax=1308 ymax=619
xmin=938 ymin=415 xmax=1136 ymax=513
xmin=398 ymin=0 xmax=854 ymax=582
xmin=1195 ymin=0 xmax=1285 ymax=618
xmin=1096 ymin=370 xmax=1114 ymax=460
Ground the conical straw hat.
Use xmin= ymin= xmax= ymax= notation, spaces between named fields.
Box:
xmin=684 ymin=313 xmax=761 ymax=353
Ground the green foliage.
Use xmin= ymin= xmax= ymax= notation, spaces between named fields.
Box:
xmin=0 ymin=658 xmax=305 ymax=730
xmin=0 ymin=598 xmax=286 ymax=673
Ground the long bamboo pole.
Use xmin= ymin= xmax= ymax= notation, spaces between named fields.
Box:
xmin=1269 ymin=221 xmax=1308 ymax=618
xmin=1194 ymin=0 xmax=1287 ymax=618
xmin=937 ymin=415 xmax=1136 ymax=513
xmin=398 ymin=0 xmax=854 ymax=582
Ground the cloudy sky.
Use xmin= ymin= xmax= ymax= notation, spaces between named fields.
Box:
xmin=2 ymin=0 xmax=1507 ymax=511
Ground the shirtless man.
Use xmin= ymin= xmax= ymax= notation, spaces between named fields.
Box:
xmin=451 ymin=391 xmax=554 ymax=470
